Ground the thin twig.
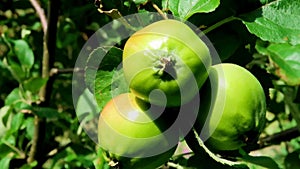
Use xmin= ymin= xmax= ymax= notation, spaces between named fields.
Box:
xmin=3 ymin=141 xmax=26 ymax=158
xmin=152 ymin=3 xmax=168 ymax=20
xmin=192 ymin=128 xmax=241 ymax=166
xmin=50 ymin=67 xmax=84 ymax=76
xmin=29 ymin=0 xmax=47 ymax=33
xmin=167 ymin=162 xmax=189 ymax=169
xmin=46 ymin=142 xmax=73 ymax=158
xmin=172 ymin=152 xmax=194 ymax=159
xmin=200 ymin=16 xmax=239 ymax=35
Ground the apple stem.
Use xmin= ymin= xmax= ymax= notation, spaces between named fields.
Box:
xmin=154 ymin=56 xmax=175 ymax=76
xmin=192 ymin=128 xmax=242 ymax=166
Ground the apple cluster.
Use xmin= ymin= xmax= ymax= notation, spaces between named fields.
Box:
xmin=97 ymin=19 xmax=266 ymax=169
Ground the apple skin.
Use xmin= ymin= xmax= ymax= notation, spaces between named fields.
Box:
xmin=98 ymin=93 xmax=178 ymax=169
xmin=186 ymin=63 xmax=266 ymax=152
xmin=123 ymin=19 xmax=211 ymax=107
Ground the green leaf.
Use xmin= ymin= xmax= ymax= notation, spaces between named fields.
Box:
xmin=94 ymin=70 xmax=115 ymax=109
xmin=0 ymin=141 xmax=12 ymax=158
xmin=132 ymin=0 xmax=147 ymax=5
xmin=256 ymin=42 xmax=300 ymax=86
xmin=0 ymin=106 xmax=12 ymax=128
xmin=25 ymin=117 xmax=34 ymax=140
xmin=76 ymin=88 xmax=100 ymax=124
xmin=0 ymin=106 xmax=10 ymax=136
xmin=111 ymin=69 xmax=130 ymax=98
xmin=11 ymin=113 xmax=24 ymax=133
xmin=85 ymin=46 xmax=123 ymax=92
xmin=284 ymin=149 xmax=300 ymax=169
xmin=2 ymin=134 xmax=16 ymax=147
xmin=99 ymin=47 xmax=123 ymax=71
xmin=168 ymin=0 xmax=220 ymax=20
xmin=23 ymin=77 xmax=48 ymax=93
xmin=78 ymin=69 xmax=129 ymax=143
xmin=268 ymin=43 xmax=300 ymax=85
xmin=19 ymin=161 xmax=38 ymax=169
xmin=0 ymin=59 xmax=3 ymax=67
xmin=11 ymin=39 xmax=34 ymax=69
xmin=241 ymin=0 xmax=300 ymax=45
xmin=34 ymin=107 xmax=61 ymax=119
xmin=7 ymin=64 xmax=26 ymax=82
xmin=0 ymin=157 xmax=11 ymax=169
xmin=95 ymin=148 xmax=110 ymax=169
xmin=207 ymin=28 xmax=241 ymax=61
xmin=188 ymin=155 xmax=249 ymax=169
xmin=239 ymin=149 xmax=280 ymax=169
xmin=4 ymin=88 xmax=31 ymax=112
xmin=5 ymin=88 xmax=21 ymax=106
xmin=94 ymin=70 xmax=129 ymax=109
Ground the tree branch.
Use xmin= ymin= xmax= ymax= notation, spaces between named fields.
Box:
xmin=260 ymin=127 xmax=300 ymax=146
xmin=245 ymin=127 xmax=300 ymax=152
xmin=29 ymin=0 xmax=47 ymax=33
xmin=27 ymin=116 xmax=46 ymax=164
xmin=27 ymin=0 xmax=60 ymax=167
xmin=39 ymin=0 xmax=60 ymax=103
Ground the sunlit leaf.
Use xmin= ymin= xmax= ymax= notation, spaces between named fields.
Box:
xmin=94 ymin=69 xmax=128 ymax=109
xmin=5 ymin=88 xmax=21 ymax=106
xmin=168 ymin=0 xmax=220 ymax=20
xmin=23 ymin=77 xmax=48 ymax=93
xmin=256 ymin=41 xmax=300 ymax=85
xmin=11 ymin=113 xmax=24 ymax=133
xmin=0 ymin=157 xmax=11 ymax=169
xmin=0 ymin=106 xmax=10 ymax=136
xmin=132 ymin=0 xmax=147 ymax=5
xmin=25 ymin=117 xmax=34 ymax=140
xmin=239 ymin=151 xmax=280 ymax=169
xmin=11 ymin=39 xmax=34 ymax=69
xmin=7 ymin=64 xmax=26 ymax=82
xmin=85 ymin=46 xmax=123 ymax=92
xmin=76 ymin=88 xmax=100 ymax=143
xmin=241 ymin=0 xmax=300 ymax=45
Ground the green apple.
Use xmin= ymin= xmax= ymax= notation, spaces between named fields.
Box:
xmin=123 ymin=19 xmax=211 ymax=107
xmin=187 ymin=63 xmax=266 ymax=152
xmin=98 ymin=93 xmax=178 ymax=169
